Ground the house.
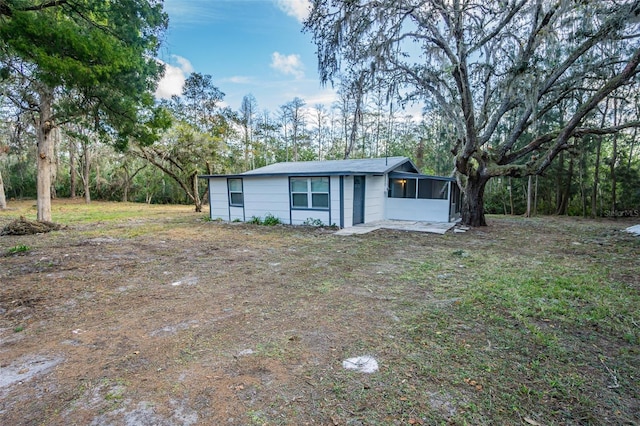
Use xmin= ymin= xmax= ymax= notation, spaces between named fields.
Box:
xmin=201 ymin=156 xmax=461 ymax=228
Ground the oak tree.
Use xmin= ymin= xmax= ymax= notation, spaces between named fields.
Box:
xmin=305 ymin=0 xmax=640 ymax=226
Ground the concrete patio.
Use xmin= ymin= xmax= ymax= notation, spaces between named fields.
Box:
xmin=334 ymin=219 xmax=459 ymax=235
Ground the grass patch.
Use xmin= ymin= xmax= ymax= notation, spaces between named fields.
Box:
xmin=391 ymin=229 xmax=640 ymax=424
xmin=6 ymin=244 xmax=30 ymax=255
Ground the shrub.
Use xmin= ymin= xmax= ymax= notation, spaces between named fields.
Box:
xmin=248 ymin=214 xmax=282 ymax=226
xmin=248 ymin=216 xmax=263 ymax=225
xmin=262 ymin=213 xmax=282 ymax=226
xmin=303 ymin=217 xmax=325 ymax=227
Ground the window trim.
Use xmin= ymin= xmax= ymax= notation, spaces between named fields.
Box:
xmin=227 ymin=178 xmax=244 ymax=207
xmin=388 ymin=177 xmax=449 ymax=200
xmin=290 ymin=176 xmax=330 ymax=210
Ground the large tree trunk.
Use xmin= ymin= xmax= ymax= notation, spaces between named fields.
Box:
xmin=0 ymin=169 xmax=6 ymax=209
xmin=37 ymin=88 xmax=55 ymax=222
xmin=191 ymin=171 xmax=202 ymax=212
xmin=461 ymin=175 xmax=489 ymax=227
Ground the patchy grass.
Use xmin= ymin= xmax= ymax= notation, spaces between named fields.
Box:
xmin=5 ymin=244 xmax=31 ymax=255
xmin=0 ymin=199 xmax=638 ymax=425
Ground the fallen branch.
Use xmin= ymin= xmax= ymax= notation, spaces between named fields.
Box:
xmin=599 ymin=357 xmax=620 ymax=389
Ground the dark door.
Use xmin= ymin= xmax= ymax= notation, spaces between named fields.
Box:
xmin=353 ymin=176 xmax=365 ymax=225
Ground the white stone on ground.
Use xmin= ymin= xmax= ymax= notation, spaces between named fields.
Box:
xmin=342 ymin=356 xmax=379 ymax=373
xmin=625 ymin=225 xmax=640 ymax=236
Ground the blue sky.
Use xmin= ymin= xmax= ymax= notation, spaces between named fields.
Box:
xmin=156 ymin=0 xmax=337 ymax=114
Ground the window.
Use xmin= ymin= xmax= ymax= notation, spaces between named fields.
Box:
xmin=389 ymin=177 xmax=448 ymax=199
xmin=290 ymin=177 xmax=329 ymax=209
xmin=388 ymin=178 xmax=416 ymax=198
xmin=228 ymin=178 xmax=243 ymax=206
xmin=418 ymin=179 xmax=447 ymax=199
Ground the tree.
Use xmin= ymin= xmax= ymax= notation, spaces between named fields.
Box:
xmin=312 ymin=104 xmax=328 ymax=159
xmin=305 ymin=0 xmax=640 ymax=226
xmin=280 ymin=97 xmax=307 ymax=161
xmin=140 ymin=73 xmax=234 ymax=212
xmin=0 ymin=0 xmax=169 ymax=221
xmin=238 ymin=94 xmax=258 ymax=169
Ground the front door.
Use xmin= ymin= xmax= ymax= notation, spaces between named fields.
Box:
xmin=353 ymin=176 xmax=365 ymax=225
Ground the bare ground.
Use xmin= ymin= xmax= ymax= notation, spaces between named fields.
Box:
xmin=0 ymin=200 xmax=638 ymax=425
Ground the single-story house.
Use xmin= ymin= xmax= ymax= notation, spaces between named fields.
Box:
xmin=201 ymin=156 xmax=461 ymax=228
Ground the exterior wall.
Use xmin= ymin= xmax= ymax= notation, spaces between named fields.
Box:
xmin=385 ymin=198 xmax=451 ymax=222
xmin=229 ymin=206 xmax=244 ymax=222
xmin=364 ymin=175 xmax=385 ymax=223
xmin=209 ymin=171 xmax=454 ymax=227
xmin=243 ymin=177 xmax=291 ymax=223
xmin=342 ymin=176 xmax=354 ymax=228
xmin=291 ymin=209 xmax=331 ymax=226
xmin=210 ymin=176 xmax=338 ymax=226
xmin=209 ymin=178 xmax=231 ymax=221
xmin=330 ymin=176 xmax=341 ymax=228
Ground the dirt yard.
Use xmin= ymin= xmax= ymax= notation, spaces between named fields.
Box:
xmin=1 ymin=200 xmax=638 ymax=425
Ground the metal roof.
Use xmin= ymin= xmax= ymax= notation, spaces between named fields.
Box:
xmin=200 ymin=157 xmax=419 ymax=178
xmin=389 ymin=171 xmax=455 ymax=181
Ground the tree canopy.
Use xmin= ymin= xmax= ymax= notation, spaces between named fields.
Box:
xmin=305 ymin=0 xmax=640 ymax=226
xmin=0 ymin=0 xmax=169 ymax=220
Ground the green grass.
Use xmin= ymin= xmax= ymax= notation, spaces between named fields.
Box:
xmin=0 ymin=199 xmax=196 ymax=225
xmin=6 ymin=244 xmax=30 ymax=255
xmin=387 ymin=232 xmax=640 ymax=424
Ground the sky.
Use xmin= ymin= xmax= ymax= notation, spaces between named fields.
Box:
xmin=156 ymin=0 xmax=337 ymax=114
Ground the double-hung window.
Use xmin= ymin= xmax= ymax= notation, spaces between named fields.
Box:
xmin=290 ymin=177 xmax=329 ymax=209
xmin=228 ymin=178 xmax=244 ymax=206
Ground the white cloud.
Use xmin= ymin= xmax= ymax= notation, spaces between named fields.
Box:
xmin=173 ymin=55 xmax=194 ymax=74
xmin=275 ymin=0 xmax=311 ymax=23
xmin=225 ymin=76 xmax=253 ymax=84
xmin=155 ymin=55 xmax=194 ymax=99
xmin=270 ymin=52 xmax=305 ymax=79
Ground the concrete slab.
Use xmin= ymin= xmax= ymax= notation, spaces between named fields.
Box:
xmin=334 ymin=220 xmax=457 ymax=235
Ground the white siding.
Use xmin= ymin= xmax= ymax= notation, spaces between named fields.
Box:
xmin=243 ymin=177 xmax=291 ymax=224
xmin=330 ymin=176 xmax=341 ymax=228
xmin=385 ymin=198 xmax=450 ymax=222
xmin=209 ymin=178 xmax=230 ymax=221
xmin=343 ymin=176 xmax=354 ymax=228
xmin=364 ymin=175 xmax=385 ymax=223
xmin=229 ymin=206 xmax=244 ymax=222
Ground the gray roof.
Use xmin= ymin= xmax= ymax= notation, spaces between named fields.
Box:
xmin=200 ymin=157 xmax=418 ymax=178
xmin=243 ymin=156 xmax=416 ymax=176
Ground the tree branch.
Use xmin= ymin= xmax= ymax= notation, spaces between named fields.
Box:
xmin=536 ymin=46 xmax=640 ymax=174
